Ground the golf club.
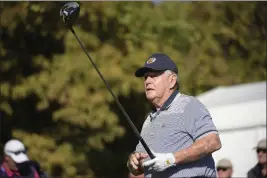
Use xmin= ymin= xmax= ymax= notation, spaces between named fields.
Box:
xmin=60 ymin=2 xmax=155 ymax=159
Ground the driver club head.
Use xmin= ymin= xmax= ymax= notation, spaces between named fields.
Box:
xmin=60 ymin=2 xmax=80 ymax=27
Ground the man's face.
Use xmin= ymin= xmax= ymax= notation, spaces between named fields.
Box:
xmin=144 ymin=71 xmax=172 ymax=103
xmin=217 ymin=167 xmax=232 ymax=178
xmin=257 ymin=148 xmax=267 ymax=164
xmin=5 ymin=155 xmax=18 ymax=171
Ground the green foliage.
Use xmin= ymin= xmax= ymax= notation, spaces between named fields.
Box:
xmin=0 ymin=1 xmax=266 ymax=178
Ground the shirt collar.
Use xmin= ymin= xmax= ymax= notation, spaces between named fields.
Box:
xmin=149 ymin=90 xmax=179 ymax=120
xmin=151 ymin=90 xmax=179 ymax=112
xmin=161 ymin=90 xmax=179 ymax=110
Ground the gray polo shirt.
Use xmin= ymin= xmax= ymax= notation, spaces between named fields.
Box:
xmin=135 ymin=91 xmax=218 ymax=178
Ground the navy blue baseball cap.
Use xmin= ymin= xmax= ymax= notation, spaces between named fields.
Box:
xmin=135 ymin=53 xmax=178 ymax=77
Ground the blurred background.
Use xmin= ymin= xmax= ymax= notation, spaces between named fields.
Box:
xmin=0 ymin=1 xmax=266 ymax=178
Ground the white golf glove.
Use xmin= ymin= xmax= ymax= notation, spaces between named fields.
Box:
xmin=142 ymin=152 xmax=176 ymax=172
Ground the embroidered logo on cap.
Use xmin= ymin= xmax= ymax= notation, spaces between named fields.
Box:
xmin=147 ymin=58 xmax=156 ymax=64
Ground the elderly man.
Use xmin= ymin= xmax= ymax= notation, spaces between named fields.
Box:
xmin=247 ymin=138 xmax=267 ymax=178
xmin=216 ymin=158 xmax=233 ymax=178
xmin=0 ymin=139 xmax=47 ymax=178
xmin=127 ymin=53 xmax=222 ymax=178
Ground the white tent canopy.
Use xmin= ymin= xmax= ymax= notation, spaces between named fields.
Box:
xmin=197 ymin=81 xmax=266 ymax=108
xmin=197 ymin=81 xmax=266 ymax=177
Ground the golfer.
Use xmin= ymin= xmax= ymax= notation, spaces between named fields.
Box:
xmin=127 ymin=53 xmax=222 ymax=178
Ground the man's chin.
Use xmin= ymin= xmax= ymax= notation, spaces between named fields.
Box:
xmin=259 ymin=160 xmax=266 ymax=164
xmin=145 ymin=93 xmax=155 ymax=101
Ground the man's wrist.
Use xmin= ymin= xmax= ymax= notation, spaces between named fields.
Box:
xmin=171 ymin=153 xmax=176 ymax=164
xmin=167 ymin=153 xmax=176 ymax=165
xmin=172 ymin=150 xmax=188 ymax=165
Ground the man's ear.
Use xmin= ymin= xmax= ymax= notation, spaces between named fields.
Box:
xmin=169 ymin=74 xmax=177 ymax=89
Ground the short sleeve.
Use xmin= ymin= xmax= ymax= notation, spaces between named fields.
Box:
xmin=185 ymin=98 xmax=218 ymax=141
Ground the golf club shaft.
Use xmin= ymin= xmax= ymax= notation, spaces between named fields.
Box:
xmin=69 ymin=27 xmax=155 ymax=159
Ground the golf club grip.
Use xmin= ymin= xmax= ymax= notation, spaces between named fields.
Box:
xmin=69 ymin=27 xmax=155 ymax=159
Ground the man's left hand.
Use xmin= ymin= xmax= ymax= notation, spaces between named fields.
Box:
xmin=142 ymin=152 xmax=176 ymax=171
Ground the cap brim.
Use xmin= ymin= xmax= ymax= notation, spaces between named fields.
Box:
xmin=7 ymin=152 xmax=29 ymax=163
xmin=135 ymin=67 xmax=166 ymax=77
xmin=135 ymin=67 xmax=149 ymax=77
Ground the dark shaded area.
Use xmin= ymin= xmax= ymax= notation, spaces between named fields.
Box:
xmin=0 ymin=112 xmax=12 ymax=144
xmin=88 ymin=90 xmax=150 ymax=178
xmin=0 ymin=26 xmax=65 ymax=82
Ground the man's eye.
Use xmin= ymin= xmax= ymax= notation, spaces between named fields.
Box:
xmin=145 ymin=75 xmax=154 ymax=79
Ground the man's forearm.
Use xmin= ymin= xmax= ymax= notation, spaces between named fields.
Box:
xmin=173 ymin=133 xmax=221 ymax=165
